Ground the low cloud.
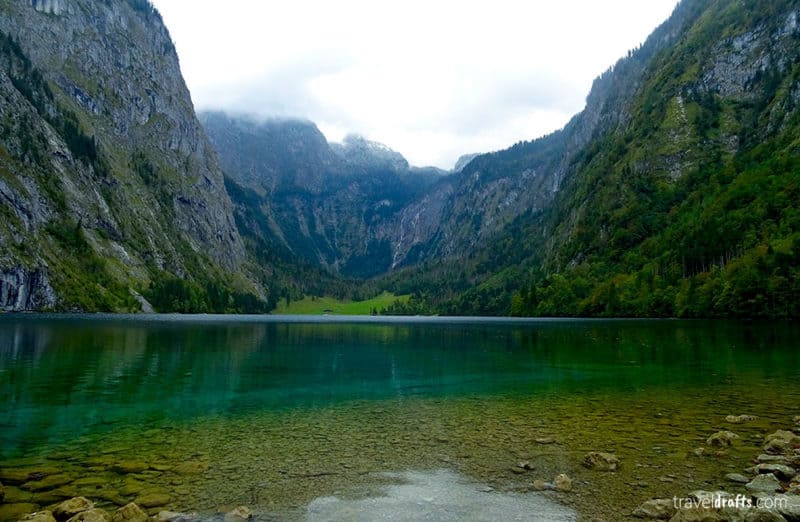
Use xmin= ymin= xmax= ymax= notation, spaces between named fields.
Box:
xmin=155 ymin=0 xmax=679 ymax=169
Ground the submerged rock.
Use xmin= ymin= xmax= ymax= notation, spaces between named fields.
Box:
xmin=33 ymin=486 xmax=79 ymax=506
xmin=65 ymin=508 xmax=111 ymax=522
xmin=726 ymin=415 xmax=758 ymax=424
xmin=133 ymin=493 xmax=171 ymax=509
xmin=154 ymin=512 xmax=196 ymax=522
xmin=173 ymin=461 xmax=208 ymax=475
xmin=0 ymin=504 xmax=40 ymax=521
xmin=111 ymin=503 xmax=148 ymax=522
xmin=707 ymin=431 xmax=740 ymax=447
xmin=583 ymin=452 xmax=620 ymax=471
xmin=745 ymin=473 xmax=782 ymax=493
xmin=110 ymin=462 xmax=149 ymax=475
xmin=0 ymin=480 xmax=4 ymax=502
xmin=21 ymin=474 xmax=73 ymax=493
xmin=223 ymin=506 xmax=252 ymax=522
xmin=20 ymin=511 xmax=57 ymax=522
xmin=0 ymin=468 xmax=61 ymax=486
xmin=632 ymin=498 xmax=675 ymax=519
xmin=53 ymin=497 xmax=93 ymax=521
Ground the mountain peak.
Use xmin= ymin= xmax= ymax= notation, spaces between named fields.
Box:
xmin=333 ymin=134 xmax=409 ymax=172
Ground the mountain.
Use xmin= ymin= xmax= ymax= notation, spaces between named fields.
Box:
xmin=200 ymin=111 xmax=444 ymax=278
xmin=0 ymin=0 xmax=267 ymax=312
xmin=428 ymin=0 xmax=800 ymax=318
xmin=201 ymin=0 xmax=800 ymax=319
xmin=4 ymin=0 xmax=799 ymax=319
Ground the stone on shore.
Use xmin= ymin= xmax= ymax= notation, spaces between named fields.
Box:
xmin=223 ymin=506 xmax=252 ymax=522
xmin=583 ymin=452 xmax=620 ymax=471
xmin=764 ymin=430 xmax=800 ymax=455
xmin=745 ymin=473 xmax=782 ymax=493
xmin=707 ymin=431 xmax=740 ymax=447
xmin=111 ymin=503 xmax=148 ymax=522
xmin=758 ymin=454 xmax=790 ymax=464
xmin=756 ymin=464 xmax=796 ymax=480
xmin=725 ymin=473 xmax=750 ymax=484
xmin=632 ymin=498 xmax=675 ymax=519
xmin=53 ymin=497 xmax=94 ymax=521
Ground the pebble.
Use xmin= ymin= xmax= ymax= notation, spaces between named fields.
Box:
xmin=706 ymin=431 xmax=739 ymax=447
xmin=725 ymin=414 xmax=757 ymax=424
xmin=583 ymin=452 xmax=620 ymax=471
xmin=553 ymin=474 xmax=572 ymax=492
xmin=632 ymin=498 xmax=675 ymax=519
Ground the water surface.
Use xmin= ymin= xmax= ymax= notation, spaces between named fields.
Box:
xmin=0 ymin=316 xmax=798 ymax=520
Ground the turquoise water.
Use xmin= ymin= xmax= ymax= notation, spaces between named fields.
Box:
xmin=0 ymin=315 xmax=798 ymax=519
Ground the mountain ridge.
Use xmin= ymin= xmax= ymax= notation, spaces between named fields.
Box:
xmin=3 ymin=0 xmax=799 ymax=318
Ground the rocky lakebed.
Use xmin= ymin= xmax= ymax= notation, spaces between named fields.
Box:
xmin=1 ymin=404 xmax=799 ymax=522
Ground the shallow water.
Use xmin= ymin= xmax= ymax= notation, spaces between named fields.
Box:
xmin=0 ymin=316 xmax=798 ymax=520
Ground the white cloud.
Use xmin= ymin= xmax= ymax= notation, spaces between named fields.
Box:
xmin=153 ymin=0 xmax=679 ymax=168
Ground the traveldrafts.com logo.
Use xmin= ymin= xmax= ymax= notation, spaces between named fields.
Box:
xmin=674 ymin=494 xmax=787 ymax=511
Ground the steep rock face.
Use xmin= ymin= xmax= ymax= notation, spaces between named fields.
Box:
xmin=202 ymin=112 xmax=443 ymax=278
xmin=0 ymin=267 xmax=56 ymax=311
xmin=0 ymin=0 xmax=250 ymax=311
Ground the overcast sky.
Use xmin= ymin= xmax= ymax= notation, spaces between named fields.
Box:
xmin=152 ymin=0 xmax=679 ymax=169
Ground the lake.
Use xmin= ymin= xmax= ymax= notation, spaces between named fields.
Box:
xmin=0 ymin=315 xmax=798 ymax=520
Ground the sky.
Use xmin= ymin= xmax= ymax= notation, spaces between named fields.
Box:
xmin=152 ymin=0 xmax=679 ymax=169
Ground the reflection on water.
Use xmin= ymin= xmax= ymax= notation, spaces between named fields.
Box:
xmin=0 ymin=316 xmax=798 ymax=519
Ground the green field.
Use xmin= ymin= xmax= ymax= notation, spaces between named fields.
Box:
xmin=273 ymin=292 xmax=410 ymax=315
